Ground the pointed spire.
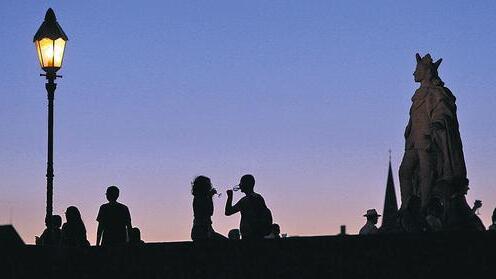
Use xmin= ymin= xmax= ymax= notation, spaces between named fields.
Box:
xmin=381 ymin=150 xmax=399 ymax=231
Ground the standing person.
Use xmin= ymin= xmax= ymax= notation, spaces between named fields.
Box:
xmin=96 ymin=186 xmax=132 ymax=246
xmin=359 ymin=209 xmax=380 ymax=235
xmin=191 ymin=176 xmax=226 ymax=240
xmin=61 ymin=206 xmax=89 ymax=247
xmin=225 ymin=174 xmax=273 ymax=239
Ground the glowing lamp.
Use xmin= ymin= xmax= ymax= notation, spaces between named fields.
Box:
xmin=33 ymin=8 xmax=68 ymax=73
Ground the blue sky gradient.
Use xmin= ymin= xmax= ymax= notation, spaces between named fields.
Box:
xmin=1 ymin=1 xmax=495 ymax=242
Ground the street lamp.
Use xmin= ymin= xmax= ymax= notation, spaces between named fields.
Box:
xmin=33 ymin=8 xmax=68 ymax=233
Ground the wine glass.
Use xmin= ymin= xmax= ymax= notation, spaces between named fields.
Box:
xmin=211 ymin=188 xmax=222 ymax=198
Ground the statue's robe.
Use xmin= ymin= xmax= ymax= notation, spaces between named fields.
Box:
xmin=405 ymin=86 xmax=467 ymax=191
xmin=429 ymin=87 xmax=467 ymax=185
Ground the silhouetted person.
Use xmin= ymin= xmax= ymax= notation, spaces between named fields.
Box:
xmin=359 ymin=209 xmax=380 ymax=235
xmin=96 ymin=186 xmax=132 ymax=246
xmin=129 ymin=227 xmax=145 ymax=245
xmin=489 ymin=208 xmax=496 ymax=231
xmin=398 ymin=196 xmax=423 ymax=233
xmin=191 ymin=176 xmax=226 ymax=241
xmin=37 ymin=215 xmax=62 ymax=245
xmin=228 ymin=229 xmax=240 ymax=240
xmin=265 ymin=223 xmax=281 ymax=239
xmin=61 ymin=206 xmax=89 ymax=247
xmin=225 ymin=174 xmax=273 ymax=239
xmin=425 ymin=198 xmax=443 ymax=232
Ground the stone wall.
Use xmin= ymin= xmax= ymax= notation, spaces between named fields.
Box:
xmin=1 ymin=231 xmax=495 ymax=279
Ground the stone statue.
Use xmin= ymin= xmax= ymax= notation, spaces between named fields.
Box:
xmin=399 ymin=53 xmax=468 ymax=215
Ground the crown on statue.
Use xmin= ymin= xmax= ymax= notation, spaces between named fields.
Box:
xmin=416 ymin=53 xmax=442 ymax=70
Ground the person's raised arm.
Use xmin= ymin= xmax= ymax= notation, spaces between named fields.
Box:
xmin=225 ymin=190 xmax=241 ymax=216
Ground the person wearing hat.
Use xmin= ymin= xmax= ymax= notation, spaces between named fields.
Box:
xmin=359 ymin=209 xmax=381 ymax=235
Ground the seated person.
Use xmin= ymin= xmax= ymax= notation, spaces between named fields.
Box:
xmin=37 ymin=215 xmax=62 ymax=245
xmin=264 ymin=223 xmax=281 ymax=239
xmin=359 ymin=209 xmax=380 ymax=235
xmin=225 ymin=174 xmax=273 ymax=239
xmin=190 ymin=176 xmax=226 ymax=241
xmin=129 ymin=227 xmax=145 ymax=245
xmin=61 ymin=206 xmax=89 ymax=247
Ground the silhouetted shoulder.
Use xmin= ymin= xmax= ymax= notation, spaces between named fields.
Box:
xmin=238 ymin=193 xmax=268 ymax=215
xmin=117 ymin=203 xmax=131 ymax=218
xmin=250 ymin=193 xmax=266 ymax=204
xmin=96 ymin=203 xmax=109 ymax=221
xmin=117 ymin=202 xmax=130 ymax=211
xmin=236 ymin=195 xmax=250 ymax=209
xmin=97 ymin=202 xmax=130 ymax=222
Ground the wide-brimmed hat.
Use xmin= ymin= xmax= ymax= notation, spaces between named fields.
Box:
xmin=363 ymin=209 xmax=381 ymax=217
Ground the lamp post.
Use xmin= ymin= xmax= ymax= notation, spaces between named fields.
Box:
xmin=33 ymin=8 xmax=68 ymax=232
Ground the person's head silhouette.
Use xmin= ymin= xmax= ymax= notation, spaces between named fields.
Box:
xmin=492 ymin=208 xmax=496 ymax=225
xmin=65 ymin=206 xmax=82 ymax=224
xmin=51 ymin=215 xmax=62 ymax=229
xmin=271 ymin=223 xmax=280 ymax=236
xmin=191 ymin=175 xmax=213 ymax=197
xmin=129 ymin=227 xmax=142 ymax=243
xmin=363 ymin=209 xmax=380 ymax=225
xmin=239 ymin=174 xmax=255 ymax=194
xmin=106 ymin=186 xmax=120 ymax=202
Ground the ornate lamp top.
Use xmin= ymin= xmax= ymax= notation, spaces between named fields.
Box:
xmin=33 ymin=8 xmax=68 ymax=42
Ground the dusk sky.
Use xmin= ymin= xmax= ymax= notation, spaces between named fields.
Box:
xmin=1 ymin=1 xmax=495 ymax=243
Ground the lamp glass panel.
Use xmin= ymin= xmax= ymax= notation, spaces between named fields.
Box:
xmin=53 ymin=38 xmax=66 ymax=68
xmin=38 ymin=38 xmax=55 ymax=68
xmin=35 ymin=41 xmax=43 ymax=68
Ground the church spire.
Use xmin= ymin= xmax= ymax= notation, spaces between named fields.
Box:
xmin=381 ymin=150 xmax=399 ymax=231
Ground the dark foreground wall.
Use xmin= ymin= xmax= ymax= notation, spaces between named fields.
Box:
xmin=1 ymin=232 xmax=495 ymax=279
